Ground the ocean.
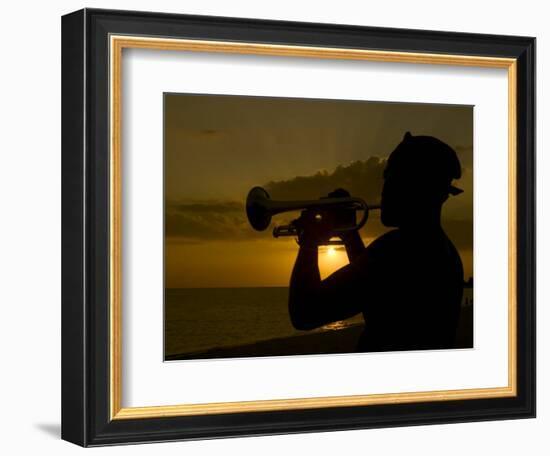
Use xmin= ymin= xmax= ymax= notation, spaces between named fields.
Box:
xmin=164 ymin=287 xmax=473 ymax=357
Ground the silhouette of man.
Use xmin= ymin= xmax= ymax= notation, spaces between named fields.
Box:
xmin=288 ymin=132 xmax=464 ymax=351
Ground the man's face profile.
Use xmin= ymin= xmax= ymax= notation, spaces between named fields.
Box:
xmin=380 ymin=133 xmax=460 ymax=228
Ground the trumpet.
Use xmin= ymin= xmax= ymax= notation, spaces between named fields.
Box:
xmin=246 ymin=186 xmax=380 ymax=245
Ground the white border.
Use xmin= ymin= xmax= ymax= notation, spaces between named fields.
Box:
xmin=121 ymin=49 xmax=509 ymax=407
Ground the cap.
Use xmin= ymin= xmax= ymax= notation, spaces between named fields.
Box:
xmin=387 ymin=131 xmax=464 ymax=196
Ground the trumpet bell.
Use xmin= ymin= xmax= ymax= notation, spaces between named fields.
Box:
xmin=246 ymin=186 xmax=273 ymax=231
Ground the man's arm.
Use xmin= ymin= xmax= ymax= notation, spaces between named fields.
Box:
xmin=288 ymin=244 xmax=321 ymax=330
xmin=288 ymin=242 xmax=366 ymax=330
xmin=342 ymin=231 xmax=366 ymax=263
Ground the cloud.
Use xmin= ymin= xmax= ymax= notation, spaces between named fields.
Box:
xmin=172 ymin=201 xmax=242 ymax=214
xmin=167 ymin=153 xmax=472 ymax=243
xmin=166 ymin=159 xmax=387 ymax=242
xmin=165 ymin=200 xmax=253 ymax=241
xmin=265 ymin=157 xmax=386 ymax=203
xmin=165 ymin=200 xmax=305 ymax=242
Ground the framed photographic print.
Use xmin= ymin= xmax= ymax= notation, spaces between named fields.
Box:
xmin=61 ymin=8 xmax=535 ymax=447
xmin=162 ymin=95 xmax=475 ymax=361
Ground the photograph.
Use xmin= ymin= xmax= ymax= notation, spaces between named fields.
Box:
xmin=164 ymin=94 xmax=474 ymax=361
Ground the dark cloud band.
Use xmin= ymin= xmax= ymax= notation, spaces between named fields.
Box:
xmin=166 ymin=156 xmax=471 ymax=244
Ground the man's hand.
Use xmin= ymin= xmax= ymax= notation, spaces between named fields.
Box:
xmin=293 ymin=209 xmax=333 ymax=247
xmin=325 ymin=188 xmax=356 ymax=241
xmin=326 ymin=188 xmax=366 ymax=261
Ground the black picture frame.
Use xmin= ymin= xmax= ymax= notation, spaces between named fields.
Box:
xmin=62 ymin=8 xmax=535 ymax=447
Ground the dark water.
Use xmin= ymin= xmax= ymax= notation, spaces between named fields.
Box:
xmin=165 ymin=287 xmax=362 ymax=356
xmin=164 ymin=287 xmax=473 ymax=357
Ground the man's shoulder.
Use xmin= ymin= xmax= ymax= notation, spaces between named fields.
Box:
xmin=367 ymin=229 xmax=402 ymax=250
xmin=352 ymin=229 xmax=401 ymax=268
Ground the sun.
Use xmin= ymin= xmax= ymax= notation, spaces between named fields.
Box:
xmin=319 ymin=245 xmax=349 ymax=279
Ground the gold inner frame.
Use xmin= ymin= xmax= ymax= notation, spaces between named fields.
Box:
xmin=109 ymin=35 xmax=518 ymax=420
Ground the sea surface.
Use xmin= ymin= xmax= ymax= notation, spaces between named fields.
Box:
xmin=164 ymin=287 xmax=473 ymax=357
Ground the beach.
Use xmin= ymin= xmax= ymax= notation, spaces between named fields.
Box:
xmin=166 ymin=324 xmax=365 ymax=360
xmin=165 ymin=287 xmax=473 ymax=361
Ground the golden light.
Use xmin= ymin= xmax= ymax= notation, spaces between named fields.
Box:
xmin=319 ymin=245 xmax=349 ymax=279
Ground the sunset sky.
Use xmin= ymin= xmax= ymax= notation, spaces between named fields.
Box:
xmin=165 ymin=94 xmax=473 ymax=288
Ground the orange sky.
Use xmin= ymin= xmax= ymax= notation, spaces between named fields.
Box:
xmin=165 ymin=94 xmax=473 ymax=288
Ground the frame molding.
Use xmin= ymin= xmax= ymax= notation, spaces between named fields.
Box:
xmin=109 ymin=35 xmax=518 ymax=421
xmin=62 ymin=8 xmax=535 ymax=446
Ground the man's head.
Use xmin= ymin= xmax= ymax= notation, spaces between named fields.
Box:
xmin=381 ymin=132 xmax=462 ymax=228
